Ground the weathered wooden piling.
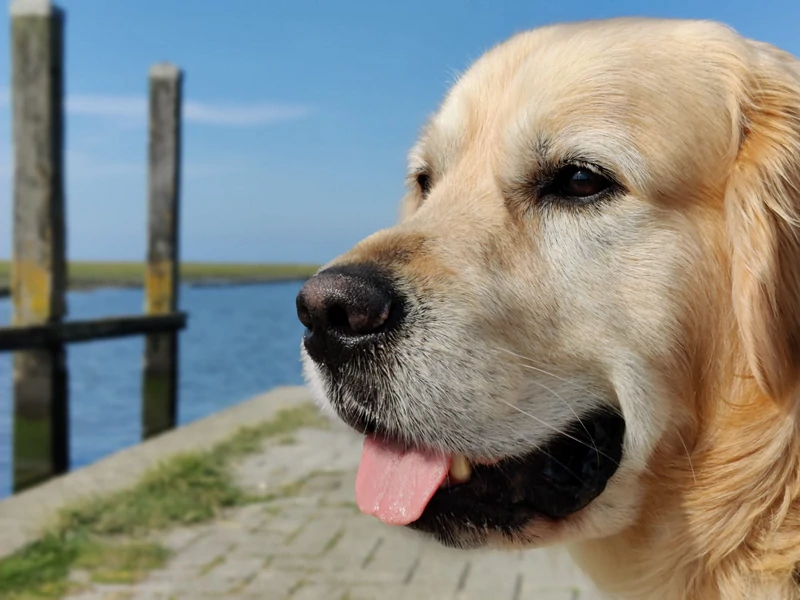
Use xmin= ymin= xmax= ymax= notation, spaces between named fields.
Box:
xmin=142 ymin=64 xmax=183 ymax=439
xmin=10 ymin=0 xmax=68 ymax=492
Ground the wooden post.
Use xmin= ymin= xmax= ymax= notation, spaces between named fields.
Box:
xmin=142 ymin=64 xmax=182 ymax=439
xmin=9 ymin=0 xmax=68 ymax=492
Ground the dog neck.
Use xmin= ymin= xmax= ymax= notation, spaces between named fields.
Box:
xmin=571 ymin=353 xmax=800 ymax=600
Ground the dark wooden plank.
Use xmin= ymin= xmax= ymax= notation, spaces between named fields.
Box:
xmin=143 ymin=64 xmax=183 ymax=439
xmin=10 ymin=0 xmax=68 ymax=493
xmin=0 ymin=313 xmax=188 ymax=351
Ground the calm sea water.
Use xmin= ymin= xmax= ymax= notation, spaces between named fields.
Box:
xmin=0 ymin=281 xmax=307 ymax=499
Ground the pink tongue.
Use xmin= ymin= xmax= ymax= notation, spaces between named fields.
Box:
xmin=356 ymin=436 xmax=451 ymax=525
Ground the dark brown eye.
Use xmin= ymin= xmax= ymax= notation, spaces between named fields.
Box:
xmin=553 ymin=165 xmax=612 ymax=199
xmin=416 ymin=173 xmax=431 ymax=197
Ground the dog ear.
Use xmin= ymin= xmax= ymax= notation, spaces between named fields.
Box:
xmin=726 ymin=47 xmax=800 ymax=402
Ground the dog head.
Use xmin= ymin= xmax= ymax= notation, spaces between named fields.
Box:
xmin=297 ymin=17 xmax=800 ymax=553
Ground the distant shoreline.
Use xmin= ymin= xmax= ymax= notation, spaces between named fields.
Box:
xmin=0 ymin=261 xmax=319 ymax=300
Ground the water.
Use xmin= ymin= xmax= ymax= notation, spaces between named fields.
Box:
xmin=0 ymin=282 xmax=307 ymax=499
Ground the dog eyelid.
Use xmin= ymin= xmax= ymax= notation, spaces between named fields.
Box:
xmin=407 ymin=169 xmax=433 ymax=198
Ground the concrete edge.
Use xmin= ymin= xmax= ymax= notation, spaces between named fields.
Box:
xmin=0 ymin=385 xmax=314 ymax=560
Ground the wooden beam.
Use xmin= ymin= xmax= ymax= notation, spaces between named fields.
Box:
xmin=0 ymin=313 xmax=188 ymax=351
xmin=143 ymin=63 xmax=183 ymax=439
xmin=10 ymin=0 xmax=68 ymax=493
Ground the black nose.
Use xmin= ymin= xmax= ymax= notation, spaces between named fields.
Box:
xmin=296 ymin=264 xmax=402 ymax=367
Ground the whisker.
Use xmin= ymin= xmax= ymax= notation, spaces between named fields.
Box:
xmin=499 ymin=400 xmax=620 ymax=464
xmin=520 ymin=376 xmax=600 ymax=465
xmin=494 ymin=347 xmax=606 ymax=464
xmin=496 ymin=347 xmax=608 ymax=404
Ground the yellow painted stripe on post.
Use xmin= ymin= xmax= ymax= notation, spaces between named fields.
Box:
xmin=11 ymin=259 xmax=53 ymax=326
xmin=145 ymin=260 xmax=175 ymax=315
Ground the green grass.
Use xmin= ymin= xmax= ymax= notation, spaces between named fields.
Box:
xmin=57 ymin=453 xmax=247 ymax=537
xmin=0 ymin=260 xmax=319 ymax=292
xmin=76 ymin=540 xmax=171 ymax=584
xmin=0 ymin=534 xmax=83 ymax=598
xmin=0 ymin=403 xmax=327 ymax=599
xmin=0 ymin=535 xmax=168 ymax=598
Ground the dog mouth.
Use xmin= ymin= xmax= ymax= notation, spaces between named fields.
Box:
xmin=352 ymin=408 xmax=625 ymax=547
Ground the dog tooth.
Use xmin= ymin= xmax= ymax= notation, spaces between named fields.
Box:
xmin=450 ymin=455 xmax=472 ymax=483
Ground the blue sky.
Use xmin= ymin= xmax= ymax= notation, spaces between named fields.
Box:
xmin=1 ymin=0 xmax=799 ymax=264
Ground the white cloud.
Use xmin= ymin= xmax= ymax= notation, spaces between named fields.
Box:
xmin=183 ymin=101 xmax=310 ymax=125
xmin=66 ymin=94 xmax=146 ymax=119
xmin=0 ymin=87 xmax=312 ymax=126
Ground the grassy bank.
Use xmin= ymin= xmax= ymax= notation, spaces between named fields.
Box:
xmin=0 ymin=261 xmax=319 ymax=295
xmin=0 ymin=403 xmax=327 ymax=599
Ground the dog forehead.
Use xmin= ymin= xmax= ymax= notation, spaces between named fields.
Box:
xmin=421 ymin=18 xmax=745 ymax=189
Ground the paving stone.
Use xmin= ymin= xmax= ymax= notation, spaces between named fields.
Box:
xmin=124 ymin=581 xmax=180 ymax=597
xmin=520 ymin=547 xmax=595 ymax=590
xmin=186 ymin=556 xmax=264 ymax=595
xmin=344 ymin=583 xmax=405 ymax=600
xmin=228 ymin=503 xmax=273 ymax=531
xmin=518 ymin=590 xmax=577 ymax=600
xmin=291 ymin=582 xmax=349 ymax=600
xmin=575 ymin=590 xmax=610 ymax=600
xmin=282 ymin=516 xmax=349 ymax=557
xmin=159 ymin=526 xmax=206 ymax=551
xmin=359 ymin=528 xmax=427 ymax=583
xmin=225 ymin=530 xmax=285 ymax=560
xmin=262 ymin=505 xmax=317 ymax=538
xmin=165 ymin=534 xmax=233 ymax=570
xmin=128 ymin=592 xmax=173 ymax=600
xmin=321 ymin=471 xmax=358 ymax=505
xmin=238 ymin=567 xmax=305 ymax=598
xmin=321 ymin=525 xmax=390 ymax=578
xmin=406 ymin=543 xmax=472 ymax=585
xmin=455 ymin=551 xmax=521 ymax=600
xmin=399 ymin=545 xmax=472 ymax=599
xmin=84 ymin=584 xmax=156 ymax=599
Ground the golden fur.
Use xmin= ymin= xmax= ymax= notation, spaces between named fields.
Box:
xmin=305 ymin=17 xmax=800 ymax=599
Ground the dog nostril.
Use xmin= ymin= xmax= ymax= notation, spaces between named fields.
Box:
xmin=347 ymin=302 xmax=391 ymax=334
xmin=327 ymin=304 xmax=350 ymax=331
xmin=296 ymin=296 xmax=314 ymax=330
xmin=325 ymin=300 xmax=391 ymax=336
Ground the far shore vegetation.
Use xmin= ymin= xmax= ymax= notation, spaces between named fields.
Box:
xmin=0 ymin=261 xmax=319 ymax=295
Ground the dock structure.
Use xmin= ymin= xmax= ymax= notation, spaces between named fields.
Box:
xmin=3 ymin=0 xmax=187 ymax=493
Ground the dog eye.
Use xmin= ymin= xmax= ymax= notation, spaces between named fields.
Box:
xmin=416 ymin=173 xmax=432 ymax=197
xmin=552 ymin=165 xmax=612 ymax=200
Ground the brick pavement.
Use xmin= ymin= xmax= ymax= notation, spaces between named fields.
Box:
xmin=61 ymin=404 xmax=605 ymax=600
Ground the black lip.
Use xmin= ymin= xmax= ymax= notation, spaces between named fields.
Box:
xmin=407 ymin=408 xmax=625 ymax=547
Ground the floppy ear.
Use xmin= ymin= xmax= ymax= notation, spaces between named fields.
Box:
xmin=726 ymin=48 xmax=800 ymax=402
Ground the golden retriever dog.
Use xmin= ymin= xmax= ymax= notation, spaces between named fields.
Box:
xmin=295 ymin=17 xmax=800 ymax=600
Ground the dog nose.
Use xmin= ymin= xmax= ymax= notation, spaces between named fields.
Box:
xmin=296 ymin=264 xmax=399 ymax=367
